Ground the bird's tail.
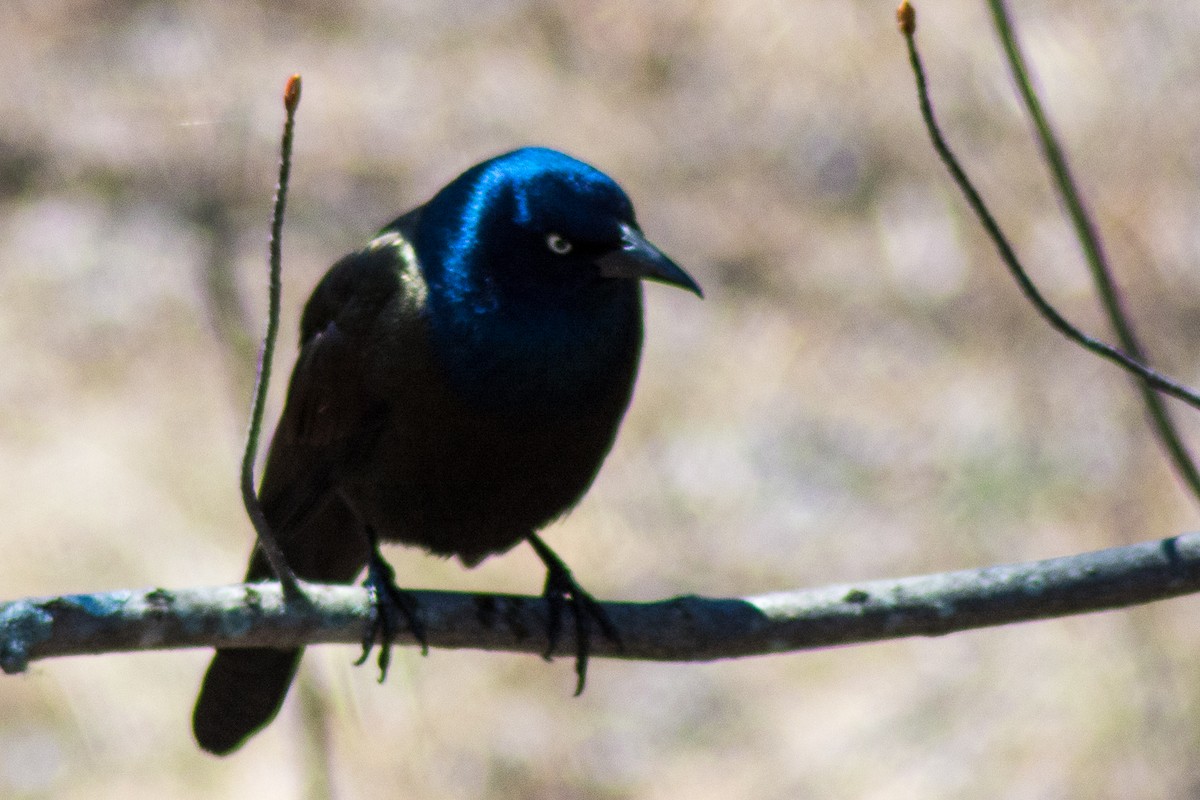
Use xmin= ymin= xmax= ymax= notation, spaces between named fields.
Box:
xmin=190 ymin=486 xmax=368 ymax=754
xmin=193 ymin=647 xmax=303 ymax=755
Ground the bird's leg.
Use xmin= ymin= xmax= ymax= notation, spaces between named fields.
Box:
xmin=526 ymin=533 xmax=622 ymax=696
xmin=355 ymin=527 xmax=428 ymax=682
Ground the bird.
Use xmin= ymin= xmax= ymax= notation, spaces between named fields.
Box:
xmin=191 ymin=146 xmax=701 ymax=755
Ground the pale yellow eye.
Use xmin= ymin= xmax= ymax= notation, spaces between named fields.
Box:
xmin=545 ymin=232 xmax=573 ymax=255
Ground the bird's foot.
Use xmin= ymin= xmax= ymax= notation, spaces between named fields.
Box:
xmin=530 ymin=537 xmax=622 ymax=696
xmin=355 ymin=551 xmax=428 ymax=682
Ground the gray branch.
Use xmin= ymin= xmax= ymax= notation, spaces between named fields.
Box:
xmin=4 ymin=531 xmax=1200 ymax=675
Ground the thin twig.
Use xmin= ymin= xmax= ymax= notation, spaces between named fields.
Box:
xmin=986 ymin=0 xmax=1200 ymax=501
xmin=4 ymin=531 xmax=1200 ymax=673
xmin=240 ymin=74 xmax=303 ymax=597
xmin=895 ymin=3 xmax=1200 ymax=413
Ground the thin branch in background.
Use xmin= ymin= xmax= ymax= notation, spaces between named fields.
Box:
xmin=4 ymin=531 xmax=1200 ymax=672
xmin=894 ymin=2 xmax=1200 ymax=416
xmin=985 ymin=0 xmax=1200 ymax=502
xmin=240 ymin=73 xmax=303 ymax=597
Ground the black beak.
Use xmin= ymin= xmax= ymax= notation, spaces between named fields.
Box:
xmin=596 ymin=223 xmax=703 ymax=298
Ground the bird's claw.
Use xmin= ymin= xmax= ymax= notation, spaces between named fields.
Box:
xmin=541 ymin=563 xmax=622 ymax=696
xmin=355 ymin=553 xmax=428 ymax=682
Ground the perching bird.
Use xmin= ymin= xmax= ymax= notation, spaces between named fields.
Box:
xmin=192 ymin=147 xmax=701 ymax=755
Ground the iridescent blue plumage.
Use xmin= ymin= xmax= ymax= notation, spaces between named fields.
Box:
xmin=192 ymin=147 xmax=701 ymax=755
xmin=415 ymin=148 xmax=653 ymax=416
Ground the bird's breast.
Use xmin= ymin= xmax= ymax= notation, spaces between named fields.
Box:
xmin=344 ymin=283 xmax=645 ymax=563
xmin=350 ymin=365 xmax=635 ymax=563
xmin=426 ymin=282 xmax=645 ymax=422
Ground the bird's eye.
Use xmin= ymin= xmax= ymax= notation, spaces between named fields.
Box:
xmin=545 ymin=233 xmax=573 ymax=255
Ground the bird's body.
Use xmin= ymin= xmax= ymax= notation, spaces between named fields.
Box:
xmin=193 ymin=148 xmax=699 ymax=755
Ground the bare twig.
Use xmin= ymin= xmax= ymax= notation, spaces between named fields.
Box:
xmin=896 ymin=3 xmax=1200 ymax=414
xmin=985 ymin=0 xmax=1200 ymax=501
xmin=5 ymin=532 xmax=1200 ymax=674
xmin=240 ymin=74 xmax=303 ymax=596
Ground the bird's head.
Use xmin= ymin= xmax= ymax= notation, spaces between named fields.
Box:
xmin=416 ymin=147 xmax=701 ymax=311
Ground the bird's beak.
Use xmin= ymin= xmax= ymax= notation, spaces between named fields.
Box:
xmin=597 ymin=223 xmax=703 ymax=298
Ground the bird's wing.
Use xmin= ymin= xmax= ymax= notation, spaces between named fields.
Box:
xmin=193 ymin=237 xmax=429 ymax=756
xmin=250 ymin=233 xmax=426 ymax=580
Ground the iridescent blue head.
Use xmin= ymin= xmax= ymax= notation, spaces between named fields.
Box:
xmin=416 ymin=147 xmax=700 ymax=309
xmin=412 ymin=147 xmax=701 ymax=416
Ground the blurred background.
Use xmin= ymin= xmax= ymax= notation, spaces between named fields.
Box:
xmin=3 ymin=0 xmax=1200 ymax=797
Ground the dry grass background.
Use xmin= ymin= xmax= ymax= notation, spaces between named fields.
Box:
xmin=3 ymin=0 xmax=1200 ymax=797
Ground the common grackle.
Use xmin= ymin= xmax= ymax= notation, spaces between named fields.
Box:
xmin=192 ymin=147 xmax=701 ymax=755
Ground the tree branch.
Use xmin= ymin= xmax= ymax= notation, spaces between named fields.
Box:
xmin=5 ymin=532 xmax=1199 ymax=675
xmin=895 ymin=2 xmax=1200 ymax=414
xmin=984 ymin=0 xmax=1200 ymax=502
xmin=240 ymin=74 xmax=303 ymax=596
